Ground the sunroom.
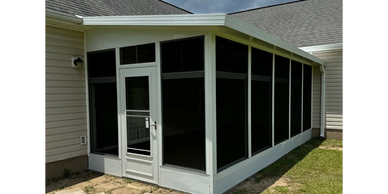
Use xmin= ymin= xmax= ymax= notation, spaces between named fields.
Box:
xmin=83 ymin=14 xmax=324 ymax=194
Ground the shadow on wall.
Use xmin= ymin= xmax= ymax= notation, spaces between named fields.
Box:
xmin=226 ymin=138 xmax=324 ymax=194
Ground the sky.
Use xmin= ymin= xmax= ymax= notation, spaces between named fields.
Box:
xmin=163 ymin=0 xmax=298 ymax=14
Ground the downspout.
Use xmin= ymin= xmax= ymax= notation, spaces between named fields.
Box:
xmin=319 ymin=62 xmax=326 ymax=138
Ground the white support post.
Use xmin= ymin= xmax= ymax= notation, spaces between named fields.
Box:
xmin=272 ymin=53 xmax=275 ymax=147
xmin=155 ymin=41 xmax=163 ymax=169
xmin=85 ymin=51 xmax=91 ymax=156
xmin=248 ymin=46 xmax=252 ymax=158
xmin=301 ymin=64 xmax=304 ymax=133
xmin=205 ymin=32 xmax=217 ymax=194
xmin=115 ymin=47 xmax=122 ymax=160
xmin=289 ymin=59 xmax=292 ymax=139
xmin=320 ymin=63 xmax=326 ymax=138
xmin=310 ymin=65 xmax=314 ymax=131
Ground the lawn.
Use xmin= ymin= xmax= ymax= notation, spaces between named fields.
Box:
xmin=228 ymin=138 xmax=343 ymax=194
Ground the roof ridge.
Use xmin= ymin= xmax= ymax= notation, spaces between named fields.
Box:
xmin=159 ymin=0 xmax=193 ymax=14
xmin=228 ymin=0 xmax=306 ymax=15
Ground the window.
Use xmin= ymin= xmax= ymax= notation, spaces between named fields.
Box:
xmin=161 ymin=37 xmax=204 ymax=73
xmin=274 ymin=55 xmax=289 ymax=144
xmin=216 ymin=36 xmax=248 ymax=172
xmin=291 ymin=60 xmax=302 ymax=137
xmin=161 ymin=36 xmax=206 ymax=172
xmin=120 ymin=43 xmax=155 ymax=65
xmin=251 ymin=48 xmax=272 ymax=155
xmin=88 ymin=49 xmax=116 ymax=78
xmin=87 ymin=49 xmax=119 ymax=156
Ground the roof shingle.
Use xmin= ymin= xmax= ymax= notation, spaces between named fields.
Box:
xmin=45 ymin=0 xmax=191 ymax=17
xmin=230 ymin=0 xmax=342 ymax=47
xmin=46 ymin=0 xmax=341 ymax=48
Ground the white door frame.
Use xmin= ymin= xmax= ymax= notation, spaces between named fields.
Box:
xmin=119 ymin=66 xmax=159 ymax=184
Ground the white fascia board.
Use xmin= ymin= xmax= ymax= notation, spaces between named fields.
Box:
xmin=81 ymin=13 xmax=324 ymax=65
xmin=82 ymin=13 xmax=226 ymax=26
xmin=299 ymin=43 xmax=343 ymax=53
xmin=224 ymin=15 xmax=325 ymax=65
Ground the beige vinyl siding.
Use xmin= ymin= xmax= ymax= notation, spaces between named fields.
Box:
xmin=46 ymin=25 xmax=87 ymax=163
xmin=313 ymin=50 xmax=343 ymax=130
xmin=312 ymin=65 xmax=321 ymax=129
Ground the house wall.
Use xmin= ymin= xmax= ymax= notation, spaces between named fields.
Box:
xmin=46 ymin=25 xmax=88 ymax=178
xmin=313 ymin=50 xmax=343 ymax=131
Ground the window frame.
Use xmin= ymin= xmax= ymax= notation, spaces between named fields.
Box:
xmin=120 ymin=43 xmax=156 ymax=66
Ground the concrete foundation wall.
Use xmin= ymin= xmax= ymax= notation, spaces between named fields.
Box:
xmin=46 ymin=155 xmax=88 ymax=180
xmin=311 ymin=128 xmax=342 ymax=140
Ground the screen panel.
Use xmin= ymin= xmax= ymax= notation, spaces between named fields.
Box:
xmin=251 ymin=48 xmax=272 ymax=155
xmin=274 ymin=55 xmax=289 ymax=144
xmin=161 ymin=36 xmax=206 ymax=172
xmin=87 ymin=49 xmax=119 ymax=156
xmin=303 ymin=64 xmax=312 ymax=131
xmin=291 ymin=60 xmax=302 ymax=137
xmin=216 ymin=36 xmax=248 ymax=172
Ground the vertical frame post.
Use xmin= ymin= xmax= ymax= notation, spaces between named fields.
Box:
xmin=155 ymin=41 xmax=163 ymax=171
xmin=301 ymin=64 xmax=304 ymax=133
xmin=205 ymin=32 xmax=217 ymax=194
xmin=289 ymin=59 xmax=292 ymax=139
xmin=248 ymin=46 xmax=252 ymax=158
xmin=85 ymin=51 xmax=91 ymax=156
xmin=272 ymin=53 xmax=275 ymax=147
xmin=115 ymin=47 xmax=122 ymax=160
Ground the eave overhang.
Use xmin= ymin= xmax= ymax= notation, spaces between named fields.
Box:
xmin=81 ymin=13 xmax=325 ymax=65
xmin=46 ymin=10 xmax=91 ymax=31
xmin=299 ymin=43 xmax=343 ymax=53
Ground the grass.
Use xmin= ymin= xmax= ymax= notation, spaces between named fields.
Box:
xmin=63 ymin=168 xmax=71 ymax=179
xmin=232 ymin=188 xmax=247 ymax=194
xmin=320 ymin=138 xmax=343 ymax=148
xmin=257 ymin=138 xmax=343 ymax=194
xmin=83 ymin=185 xmax=96 ymax=194
xmin=272 ymin=186 xmax=289 ymax=193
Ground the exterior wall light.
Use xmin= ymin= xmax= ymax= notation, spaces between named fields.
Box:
xmin=71 ymin=57 xmax=83 ymax=68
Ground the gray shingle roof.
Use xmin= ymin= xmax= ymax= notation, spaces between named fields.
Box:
xmin=46 ymin=0 xmax=191 ymax=17
xmin=230 ymin=0 xmax=342 ymax=47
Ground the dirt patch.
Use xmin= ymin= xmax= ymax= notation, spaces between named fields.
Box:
xmin=49 ymin=171 xmax=298 ymax=194
xmin=46 ymin=172 xmax=185 ymax=194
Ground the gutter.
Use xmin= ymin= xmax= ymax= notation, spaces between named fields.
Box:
xmin=46 ymin=10 xmax=89 ymax=31
xmin=46 ymin=10 xmax=83 ymax=24
xmin=299 ymin=43 xmax=343 ymax=53
xmin=319 ymin=63 xmax=326 ymax=138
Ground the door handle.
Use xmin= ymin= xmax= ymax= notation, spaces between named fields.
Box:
xmin=150 ymin=121 xmax=157 ymax=130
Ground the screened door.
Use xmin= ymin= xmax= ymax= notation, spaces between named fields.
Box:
xmin=120 ymin=67 xmax=158 ymax=184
